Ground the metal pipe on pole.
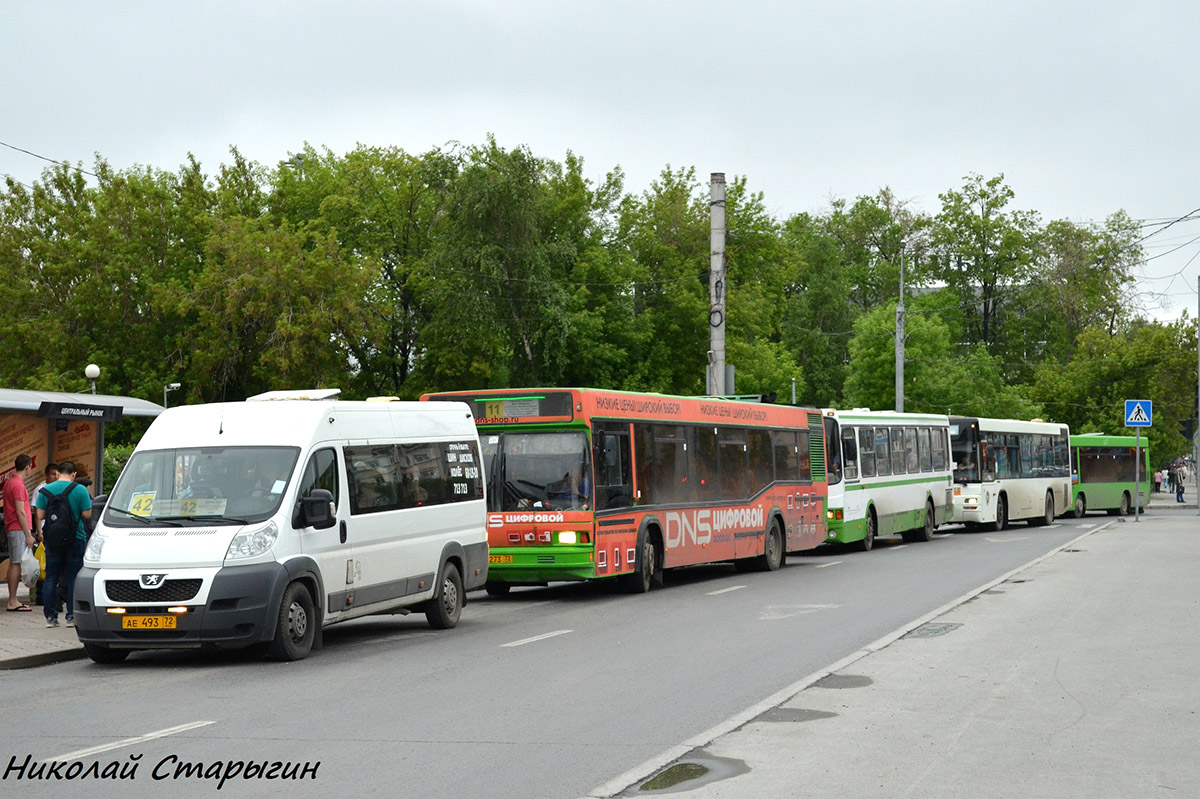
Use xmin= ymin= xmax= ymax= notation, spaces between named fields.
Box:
xmin=709 ymin=173 xmax=726 ymax=396
xmin=895 ymin=249 xmax=905 ymax=412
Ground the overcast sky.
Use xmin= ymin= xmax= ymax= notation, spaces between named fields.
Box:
xmin=5 ymin=1 xmax=1198 ymax=321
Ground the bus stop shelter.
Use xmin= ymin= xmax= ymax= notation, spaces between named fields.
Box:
xmin=0 ymin=388 xmax=164 ymax=497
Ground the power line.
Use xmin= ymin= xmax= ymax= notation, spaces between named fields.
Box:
xmin=0 ymin=139 xmax=99 ymax=178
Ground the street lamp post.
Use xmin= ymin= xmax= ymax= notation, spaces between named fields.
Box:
xmin=163 ymin=382 xmax=181 ymax=408
xmin=85 ymin=363 xmax=100 ymax=395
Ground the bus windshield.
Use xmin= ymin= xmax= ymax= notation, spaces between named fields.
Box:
xmin=949 ymin=422 xmax=980 ymax=483
xmin=105 ymin=446 xmax=300 ymax=527
xmin=480 ymin=431 xmax=591 ymax=512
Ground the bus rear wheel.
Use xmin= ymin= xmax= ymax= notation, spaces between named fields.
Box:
xmin=1118 ymin=492 xmax=1131 ymax=516
xmin=857 ymin=510 xmax=876 ymax=552
xmin=904 ymin=500 xmax=936 ymax=543
xmin=1073 ymin=494 xmax=1086 ymax=518
xmin=755 ymin=521 xmax=784 ymax=571
xmin=484 ymin=582 xmax=511 ymax=597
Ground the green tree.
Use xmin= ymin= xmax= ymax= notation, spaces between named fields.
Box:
xmin=1031 ymin=318 xmax=1197 ymax=463
xmin=932 ymin=174 xmax=1040 ymax=357
xmin=844 ymin=297 xmax=1040 ymax=419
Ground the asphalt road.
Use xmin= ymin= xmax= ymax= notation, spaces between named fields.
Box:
xmin=8 ymin=518 xmax=1096 ymax=799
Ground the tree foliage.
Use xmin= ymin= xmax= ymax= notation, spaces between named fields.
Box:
xmin=1 ymin=146 xmax=1193 ymax=451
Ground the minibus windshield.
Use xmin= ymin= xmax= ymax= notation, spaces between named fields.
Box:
xmin=104 ymin=446 xmax=301 ymax=526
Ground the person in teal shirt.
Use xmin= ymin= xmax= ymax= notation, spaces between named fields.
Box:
xmin=33 ymin=460 xmax=92 ymax=628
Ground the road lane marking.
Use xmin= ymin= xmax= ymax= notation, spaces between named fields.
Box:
xmin=706 ymin=585 xmax=746 ymax=595
xmin=814 ymin=561 xmax=842 ymax=568
xmin=759 ymin=604 xmax=838 ymax=620
xmin=890 ymin=544 xmax=908 ymax=550
xmin=934 ymin=533 xmax=954 ymax=538
xmin=984 ymin=536 xmax=1030 ymax=543
xmin=501 ymin=630 xmax=573 ymax=648
xmin=1078 ymin=523 xmax=1096 ymax=529
xmin=52 ymin=720 xmax=217 ymax=762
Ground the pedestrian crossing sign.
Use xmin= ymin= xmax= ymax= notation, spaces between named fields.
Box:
xmin=1124 ymin=399 xmax=1152 ymax=428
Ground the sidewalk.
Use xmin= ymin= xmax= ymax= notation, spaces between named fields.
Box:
xmin=597 ymin=507 xmax=1200 ymax=799
xmin=0 ymin=579 xmax=86 ymax=669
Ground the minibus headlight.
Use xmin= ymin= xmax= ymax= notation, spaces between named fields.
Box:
xmin=85 ymin=535 xmax=105 ymax=564
xmin=558 ymin=531 xmax=577 ymax=545
xmin=226 ymin=521 xmax=279 ymax=560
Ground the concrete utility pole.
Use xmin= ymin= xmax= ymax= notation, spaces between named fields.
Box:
xmin=1196 ymin=275 xmax=1199 ymax=516
xmin=895 ymin=249 xmax=905 ymax=413
xmin=709 ymin=173 xmax=727 ymax=396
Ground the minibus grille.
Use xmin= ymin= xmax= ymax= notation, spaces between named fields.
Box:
xmin=106 ymin=579 xmax=202 ymax=603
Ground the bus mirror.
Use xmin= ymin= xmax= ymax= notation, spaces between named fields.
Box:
xmin=604 ymin=435 xmax=618 ymax=468
xmin=299 ymin=489 xmax=336 ymax=529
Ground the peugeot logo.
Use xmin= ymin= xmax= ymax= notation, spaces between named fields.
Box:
xmin=139 ymin=574 xmax=167 ymax=589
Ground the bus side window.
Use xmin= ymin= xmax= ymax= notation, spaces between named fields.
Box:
xmin=841 ymin=427 xmax=859 ymax=480
xmin=859 ymin=428 xmax=876 ymax=478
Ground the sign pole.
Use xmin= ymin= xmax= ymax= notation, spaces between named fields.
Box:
xmin=1134 ymin=427 xmax=1141 ymax=523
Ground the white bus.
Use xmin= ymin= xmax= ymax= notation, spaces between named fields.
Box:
xmin=949 ymin=416 xmax=1072 ymax=529
xmin=74 ymin=390 xmax=488 ymax=663
xmin=822 ymin=409 xmax=955 ymax=551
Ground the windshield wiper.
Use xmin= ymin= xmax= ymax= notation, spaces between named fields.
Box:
xmin=155 ymin=515 xmax=253 ymax=525
xmin=106 ymin=507 xmax=180 ymax=526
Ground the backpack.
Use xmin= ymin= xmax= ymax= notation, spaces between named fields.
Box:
xmin=39 ymin=484 xmax=78 ymax=550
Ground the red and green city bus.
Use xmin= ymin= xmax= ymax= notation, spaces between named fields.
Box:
xmin=421 ymin=389 xmax=829 ymax=593
xmin=1068 ymin=433 xmax=1152 ymax=517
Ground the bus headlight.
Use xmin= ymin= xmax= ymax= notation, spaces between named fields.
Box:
xmin=558 ymin=531 xmax=577 ymax=545
xmin=226 ymin=521 xmax=279 ymax=560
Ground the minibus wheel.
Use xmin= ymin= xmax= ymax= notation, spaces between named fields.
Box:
xmin=426 ymin=562 xmax=464 ymax=629
xmin=269 ymin=582 xmax=316 ymax=661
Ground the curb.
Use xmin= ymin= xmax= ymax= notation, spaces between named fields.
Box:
xmin=0 ymin=646 xmax=87 ymax=670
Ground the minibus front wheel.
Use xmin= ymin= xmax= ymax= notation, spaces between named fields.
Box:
xmin=269 ymin=582 xmax=316 ymax=661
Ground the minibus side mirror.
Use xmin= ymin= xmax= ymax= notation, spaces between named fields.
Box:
xmin=297 ymin=489 xmax=336 ymax=529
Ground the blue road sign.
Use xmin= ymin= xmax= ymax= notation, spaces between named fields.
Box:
xmin=1124 ymin=399 xmax=1152 ymax=428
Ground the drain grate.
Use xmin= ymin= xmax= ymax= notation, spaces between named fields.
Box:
xmin=903 ymin=622 xmax=963 ymax=639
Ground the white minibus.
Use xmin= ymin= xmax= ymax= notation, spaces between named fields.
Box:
xmin=73 ymin=390 xmax=488 ymax=663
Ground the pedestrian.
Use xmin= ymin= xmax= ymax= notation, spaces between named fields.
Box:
xmin=1167 ymin=466 xmax=1177 ymax=494
xmin=31 ymin=462 xmax=58 ymax=537
xmin=33 ymin=460 xmax=92 ymax=628
xmin=1177 ymin=475 xmax=1186 ymax=503
xmin=1154 ymin=469 xmax=1162 ymax=493
xmin=4 ymin=454 xmax=36 ymax=612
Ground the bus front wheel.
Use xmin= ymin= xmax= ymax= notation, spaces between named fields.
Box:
xmin=990 ymin=496 xmax=1008 ymax=532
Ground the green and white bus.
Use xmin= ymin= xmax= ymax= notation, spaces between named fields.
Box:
xmin=822 ymin=410 xmax=955 ymax=551
xmin=1068 ymin=433 xmax=1151 ymax=517
xmin=950 ymin=417 xmax=1072 ymax=529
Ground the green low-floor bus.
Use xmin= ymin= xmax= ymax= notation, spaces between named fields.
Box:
xmin=1068 ymin=433 xmax=1151 ymax=517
